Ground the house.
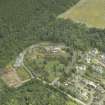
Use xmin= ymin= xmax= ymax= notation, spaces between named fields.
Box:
xmin=96 ymin=84 xmax=105 ymax=93
xmin=81 ymin=90 xmax=88 ymax=101
xmin=52 ymin=47 xmax=61 ymax=53
xmin=85 ymin=54 xmax=91 ymax=63
xmin=76 ymin=65 xmax=86 ymax=71
xmin=92 ymin=65 xmax=103 ymax=74
xmin=82 ymin=79 xmax=97 ymax=89
xmin=87 ymin=81 xmax=97 ymax=89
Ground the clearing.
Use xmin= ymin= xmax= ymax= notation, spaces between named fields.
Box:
xmin=1 ymin=64 xmax=31 ymax=87
xmin=58 ymin=0 xmax=105 ymax=29
xmin=1 ymin=69 xmax=22 ymax=87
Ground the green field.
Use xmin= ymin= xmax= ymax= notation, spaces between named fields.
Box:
xmin=58 ymin=0 xmax=105 ymax=29
xmin=66 ymin=100 xmax=78 ymax=105
xmin=16 ymin=67 xmax=31 ymax=81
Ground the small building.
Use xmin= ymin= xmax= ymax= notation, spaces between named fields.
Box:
xmin=92 ymin=65 xmax=103 ymax=74
xmin=92 ymin=48 xmax=99 ymax=55
xmin=82 ymin=79 xmax=97 ymax=89
xmin=87 ymin=81 xmax=97 ymax=89
xmin=96 ymin=84 xmax=105 ymax=93
xmin=85 ymin=54 xmax=91 ymax=63
xmin=81 ymin=90 xmax=88 ymax=101
xmin=76 ymin=65 xmax=86 ymax=71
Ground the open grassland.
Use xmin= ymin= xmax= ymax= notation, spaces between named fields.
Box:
xmin=66 ymin=100 xmax=78 ymax=105
xmin=16 ymin=67 xmax=31 ymax=81
xmin=58 ymin=0 xmax=105 ymax=29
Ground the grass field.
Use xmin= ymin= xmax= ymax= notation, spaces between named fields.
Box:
xmin=66 ymin=100 xmax=78 ymax=105
xmin=58 ymin=0 xmax=105 ymax=29
xmin=16 ymin=67 xmax=31 ymax=81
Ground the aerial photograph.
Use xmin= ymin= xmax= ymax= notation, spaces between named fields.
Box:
xmin=0 ymin=0 xmax=105 ymax=105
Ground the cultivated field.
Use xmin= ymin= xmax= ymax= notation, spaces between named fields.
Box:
xmin=1 ymin=65 xmax=31 ymax=87
xmin=1 ymin=69 xmax=22 ymax=87
xmin=58 ymin=0 xmax=105 ymax=29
